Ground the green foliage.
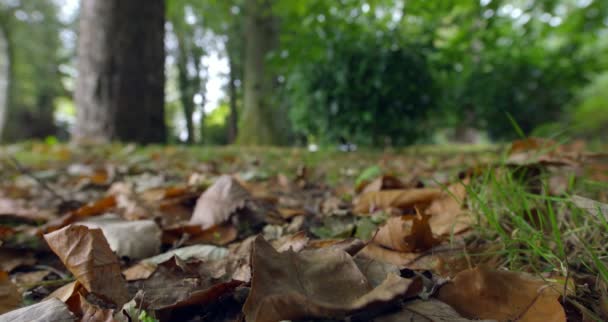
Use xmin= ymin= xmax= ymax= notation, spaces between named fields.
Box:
xmin=287 ymin=33 xmax=436 ymax=146
xmin=570 ymin=72 xmax=608 ymax=138
xmin=0 ymin=0 xmax=66 ymax=141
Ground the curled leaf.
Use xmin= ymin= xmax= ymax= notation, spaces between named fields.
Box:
xmin=43 ymin=225 xmax=129 ymax=307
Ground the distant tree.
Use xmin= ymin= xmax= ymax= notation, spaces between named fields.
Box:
xmin=236 ymin=0 xmax=283 ymax=145
xmin=74 ymin=0 xmax=166 ymax=144
xmin=0 ymin=0 xmax=63 ymax=141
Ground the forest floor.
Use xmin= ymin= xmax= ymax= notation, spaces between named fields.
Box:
xmin=0 ymin=140 xmax=607 ymax=321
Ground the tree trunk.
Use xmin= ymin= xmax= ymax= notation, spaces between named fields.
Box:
xmin=0 ymin=21 xmax=10 ymax=140
xmin=74 ymin=0 xmax=166 ymax=144
xmin=227 ymin=46 xmax=238 ymax=143
xmin=176 ymin=33 xmax=195 ymax=144
xmin=237 ymin=0 xmax=280 ymax=145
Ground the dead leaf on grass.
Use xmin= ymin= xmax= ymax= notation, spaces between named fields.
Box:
xmin=242 ymin=236 xmax=422 ymax=322
xmin=162 ymin=223 xmax=238 ymax=246
xmin=189 ymin=175 xmax=251 ymax=229
xmin=0 ymin=271 xmax=21 ymax=314
xmin=130 ymin=257 xmax=241 ymax=313
xmin=123 ymin=244 xmax=229 ymax=281
xmin=373 ymin=214 xmax=441 ymax=253
xmin=43 ymin=225 xmax=129 ymax=307
xmin=426 ymin=179 xmax=472 ymax=236
xmin=354 ymin=188 xmax=442 ymax=214
xmin=436 ymin=266 xmax=566 ymax=322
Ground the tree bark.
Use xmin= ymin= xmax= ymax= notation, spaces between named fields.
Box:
xmin=74 ymin=0 xmax=166 ymax=144
xmin=227 ymin=42 xmax=239 ymax=143
xmin=0 ymin=21 xmax=10 ymax=140
xmin=237 ymin=0 xmax=280 ymax=145
xmin=176 ymin=32 xmax=196 ymax=144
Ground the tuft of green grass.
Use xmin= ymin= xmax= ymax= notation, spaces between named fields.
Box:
xmin=466 ymin=158 xmax=608 ymax=319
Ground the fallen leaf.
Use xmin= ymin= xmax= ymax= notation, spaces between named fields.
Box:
xmin=81 ymin=215 xmax=162 ymax=259
xmin=162 ymin=223 xmax=238 ymax=246
xmin=271 ymin=231 xmax=309 ymax=252
xmin=242 ymin=236 xmax=422 ymax=322
xmin=436 ymin=266 xmax=566 ymax=322
xmin=190 ymin=175 xmax=251 ymax=229
xmin=43 ymin=225 xmax=129 ymax=307
xmin=123 ymin=244 xmax=229 ymax=281
xmin=426 ymin=179 xmax=472 ymax=236
xmin=359 ymin=175 xmax=406 ymax=194
xmin=373 ymin=214 xmax=441 ymax=253
xmin=74 ymin=294 xmax=116 ymax=322
xmin=375 ymin=299 xmax=496 ymax=322
xmin=0 ymin=298 xmax=75 ymax=322
xmin=354 ymin=188 xmax=442 ymax=214
xmin=130 ymin=257 xmax=241 ymax=313
xmin=0 ymin=271 xmax=21 ymax=314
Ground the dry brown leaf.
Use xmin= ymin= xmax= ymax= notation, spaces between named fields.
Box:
xmin=358 ymin=175 xmax=406 ymax=194
xmin=354 ymin=188 xmax=442 ymax=214
xmin=42 ymin=196 xmax=118 ymax=233
xmin=122 ymin=244 xmax=229 ymax=281
xmin=0 ymin=298 xmax=75 ymax=322
xmin=74 ymin=294 xmax=116 ymax=322
xmin=426 ymin=179 xmax=472 ymax=236
xmin=373 ymin=214 xmax=441 ymax=253
xmin=130 ymin=257 xmax=241 ymax=312
xmin=0 ymin=271 xmax=21 ymax=314
xmin=436 ymin=266 xmax=566 ymax=322
xmin=375 ymin=299 xmax=496 ymax=322
xmin=242 ymin=236 xmax=422 ymax=322
xmin=162 ymin=223 xmax=238 ymax=246
xmin=358 ymin=243 xmax=420 ymax=267
xmin=43 ymin=225 xmax=129 ymax=307
xmin=189 ymin=175 xmax=251 ymax=229
xmin=271 ymin=231 xmax=309 ymax=252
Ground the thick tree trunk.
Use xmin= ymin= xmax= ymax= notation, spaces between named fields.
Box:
xmin=227 ymin=48 xmax=238 ymax=143
xmin=0 ymin=22 xmax=10 ymax=140
xmin=74 ymin=0 xmax=166 ymax=144
xmin=237 ymin=0 xmax=280 ymax=145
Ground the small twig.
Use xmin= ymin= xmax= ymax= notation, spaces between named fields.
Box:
xmin=21 ymin=277 xmax=74 ymax=289
xmin=6 ymin=156 xmax=67 ymax=203
xmin=33 ymin=265 xmax=70 ymax=280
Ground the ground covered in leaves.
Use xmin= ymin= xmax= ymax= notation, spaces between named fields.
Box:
xmin=1 ymin=140 xmax=607 ymax=322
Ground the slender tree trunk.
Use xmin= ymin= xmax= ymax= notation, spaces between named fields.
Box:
xmin=0 ymin=22 xmax=10 ymax=140
xmin=237 ymin=0 xmax=280 ymax=145
xmin=74 ymin=0 xmax=166 ymax=144
xmin=227 ymin=47 xmax=238 ymax=143
xmin=176 ymin=33 xmax=195 ymax=144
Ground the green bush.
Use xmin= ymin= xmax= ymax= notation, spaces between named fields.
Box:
xmin=286 ymin=33 xmax=436 ymax=146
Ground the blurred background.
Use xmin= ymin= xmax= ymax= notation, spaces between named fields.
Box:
xmin=0 ymin=0 xmax=606 ymax=147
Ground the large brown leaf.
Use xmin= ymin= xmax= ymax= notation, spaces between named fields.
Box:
xmin=243 ymin=236 xmax=421 ymax=322
xmin=354 ymin=188 xmax=442 ymax=214
xmin=0 ymin=271 xmax=20 ymax=314
xmin=189 ymin=175 xmax=251 ymax=229
xmin=43 ymin=225 xmax=129 ymax=307
xmin=437 ymin=267 xmax=566 ymax=322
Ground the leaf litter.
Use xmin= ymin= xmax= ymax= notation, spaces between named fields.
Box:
xmin=0 ymin=141 xmax=606 ymax=321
